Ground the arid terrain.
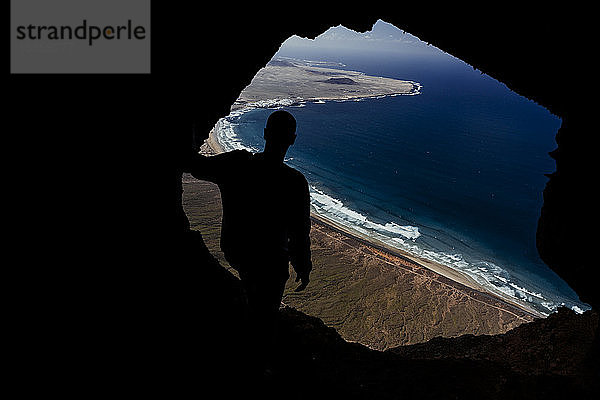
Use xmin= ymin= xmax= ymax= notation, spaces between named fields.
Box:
xmin=232 ymin=58 xmax=419 ymax=110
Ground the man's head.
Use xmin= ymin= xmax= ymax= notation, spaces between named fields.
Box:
xmin=264 ymin=110 xmax=297 ymax=147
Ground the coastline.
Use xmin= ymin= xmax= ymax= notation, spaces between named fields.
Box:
xmin=206 ymin=128 xmax=225 ymax=154
xmin=230 ymin=82 xmax=421 ymax=112
xmin=309 ymin=213 xmax=542 ymax=320
xmin=203 ymin=130 xmax=543 ymax=320
xmin=233 ymin=59 xmax=420 ymax=112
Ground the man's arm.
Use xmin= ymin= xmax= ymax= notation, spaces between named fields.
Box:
xmin=289 ymin=176 xmax=312 ymax=291
xmin=185 ymin=149 xmax=250 ymax=184
xmin=183 ymin=124 xmax=251 ymax=183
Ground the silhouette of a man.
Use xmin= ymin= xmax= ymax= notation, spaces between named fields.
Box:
xmin=189 ymin=110 xmax=312 ymax=328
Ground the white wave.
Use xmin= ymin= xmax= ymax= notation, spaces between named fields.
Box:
xmin=214 ymin=110 xmax=259 ymax=153
xmin=310 ymin=187 xmax=420 ymax=241
xmin=572 ymin=305 xmax=585 ymax=314
xmin=381 ymin=222 xmax=421 ymax=240
xmin=508 ymin=282 xmax=544 ymax=299
xmin=245 ymin=98 xmax=300 ymax=109
xmin=421 ymin=251 xmax=471 ymax=270
xmin=406 ymin=81 xmax=423 ymax=96
xmin=310 ymin=188 xmax=368 ymax=223
xmin=541 ymin=301 xmax=557 ymax=311
xmin=495 ymin=285 xmax=517 ymax=299
xmin=215 ymin=97 xmax=311 ymax=151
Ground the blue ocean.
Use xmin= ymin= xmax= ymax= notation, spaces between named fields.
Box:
xmin=214 ymin=23 xmax=588 ymax=316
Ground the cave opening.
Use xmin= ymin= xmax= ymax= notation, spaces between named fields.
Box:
xmin=193 ymin=20 xmax=590 ymax=349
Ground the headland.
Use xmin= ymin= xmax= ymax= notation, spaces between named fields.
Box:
xmin=232 ymin=57 xmax=420 ymax=111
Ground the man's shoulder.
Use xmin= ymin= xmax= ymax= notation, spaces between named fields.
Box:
xmin=282 ymin=164 xmax=308 ymax=185
xmin=227 ymin=149 xmax=253 ymax=158
xmin=216 ymin=149 xmax=252 ymax=161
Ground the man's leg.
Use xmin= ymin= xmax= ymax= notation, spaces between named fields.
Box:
xmin=238 ymin=264 xmax=288 ymax=371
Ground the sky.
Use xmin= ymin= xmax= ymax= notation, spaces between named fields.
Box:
xmin=278 ymin=20 xmax=437 ymax=55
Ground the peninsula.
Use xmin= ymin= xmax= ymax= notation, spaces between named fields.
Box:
xmin=232 ymin=58 xmax=420 ymax=110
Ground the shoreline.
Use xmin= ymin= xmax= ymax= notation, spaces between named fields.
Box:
xmin=233 ymin=58 xmax=421 ymax=111
xmin=309 ymin=213 xmax=542 ymax=320
xmin=230 ymin=81 xmax=422 ymax=112
xmin=204 ymin=130 xmax=543 ymax=320
xmin=206 ymin=128 xmax=225 ymax=154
